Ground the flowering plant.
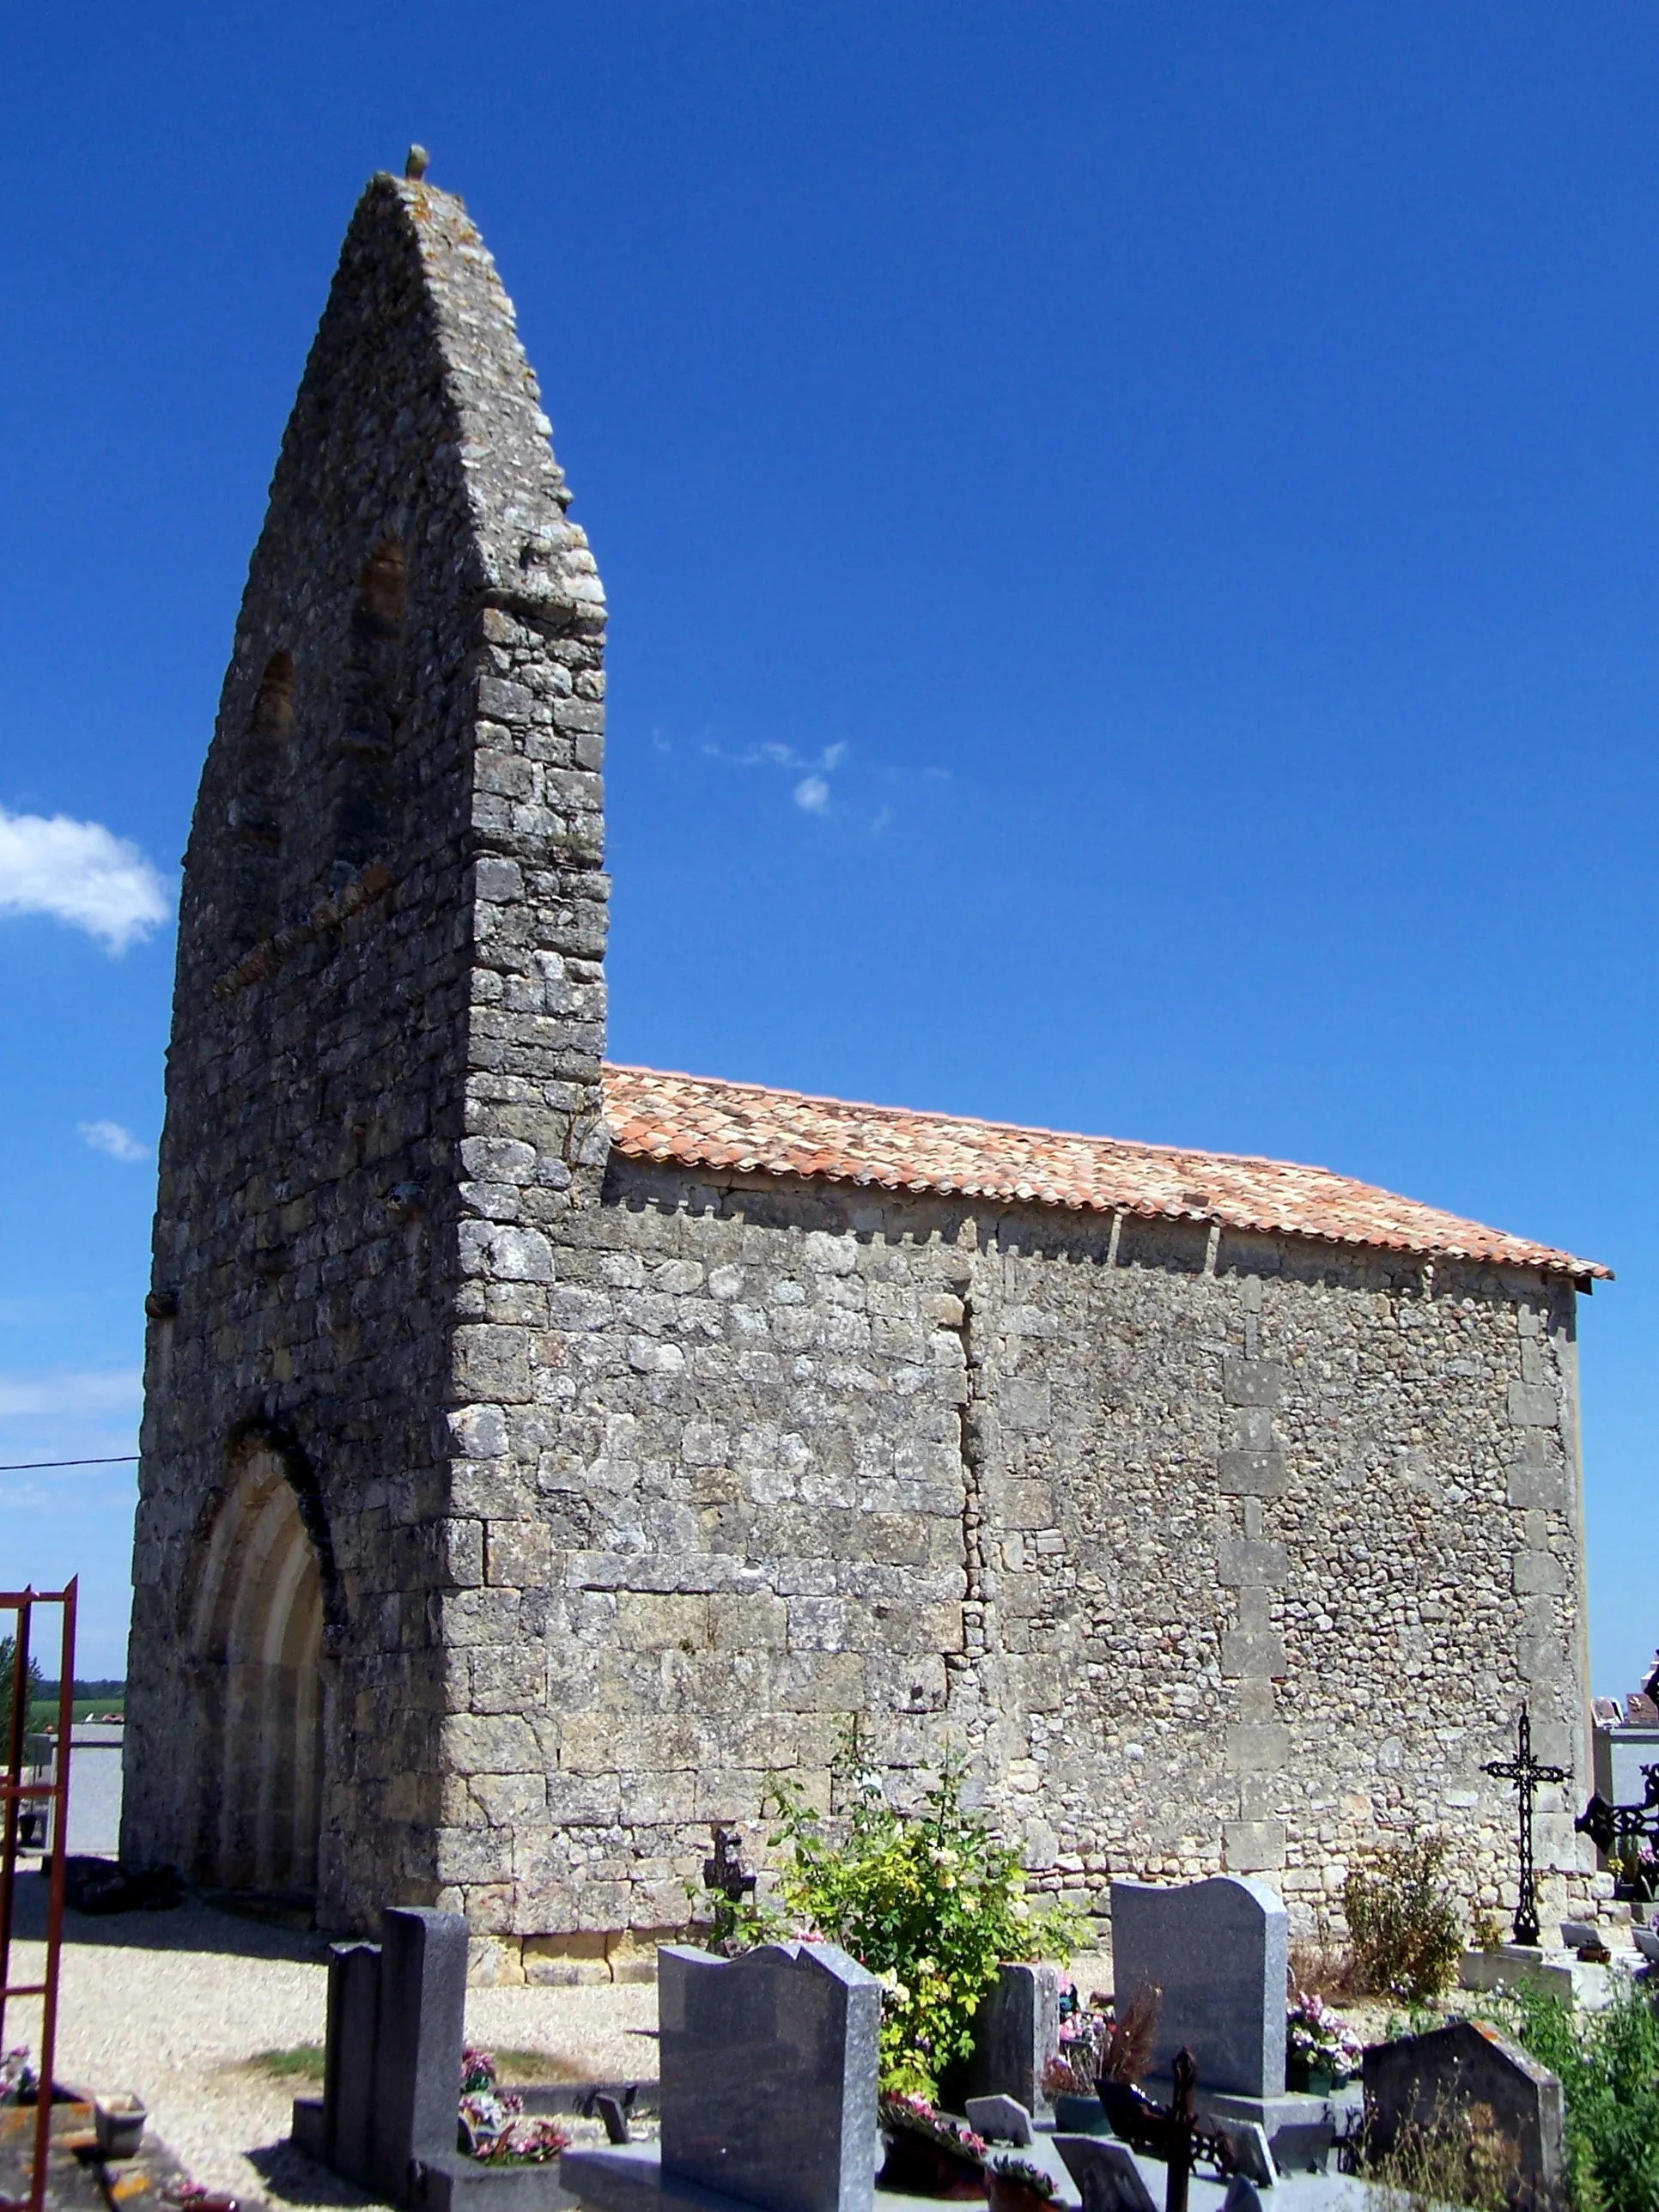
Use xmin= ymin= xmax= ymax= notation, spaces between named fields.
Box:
xmin=457 ymin=2047 xmax=569 ymax=2163
xmin=725 ymin=1724 xmax=1083 ymax=2099
xmin=878 ymin=2094 xmax=988 ymax=2163
xmin=1 ymin=2047 xmax=37 ymax=2104
xmin=1285 ymin=1993 xmax=1363 ymax=2082
xmin=1042 ymin=1978 xmax=1109 ymax=2096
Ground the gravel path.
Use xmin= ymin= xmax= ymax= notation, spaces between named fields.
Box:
xmin=4 ymin=1879 xmax=658 ymax=2211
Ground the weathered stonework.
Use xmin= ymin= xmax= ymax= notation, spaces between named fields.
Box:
xmin=126 ymin=167 xmax=1605 ymax=1972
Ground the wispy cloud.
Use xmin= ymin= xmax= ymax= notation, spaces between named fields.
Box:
xmin=704 ymin=738 xmax=853 ymax=817
xmin=0 ymin=806 xmax=170 ymax=953
xmin=0 ymin=1369 xmax=143 ymax=1421
xmin=80 ymin=1119 xmax=147 ymax=1162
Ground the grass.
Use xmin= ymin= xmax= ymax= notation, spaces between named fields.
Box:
xmin=249 ymin=2045 xmax=585 ymax=2086
xmin=252 ymin=2045 xmax=326 ymax=2081
xmin=25 ymin=1698 xmax=125 ymax=1727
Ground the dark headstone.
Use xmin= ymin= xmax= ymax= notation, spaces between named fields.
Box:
xmin=563 ymin=1942 xmax=881 ymax=2212
xmin=963 ymin=1963 xmax=1062 ymax=2117
xmin=1363 ymin=2019 xmax=1566 ymax=2211
xmin=1053 ymin=2136 xmax=1158 ymax=2212
xmin=1110 ymin=1875 xmax=1287 ymax=2098
xmin=324 ymin=1940 xmax=383 ymax=2187
xmin=658 ymin=1943 xmax=878 ymax=2212
xmin=373 ymin=1908 xmax=471 ymax=2202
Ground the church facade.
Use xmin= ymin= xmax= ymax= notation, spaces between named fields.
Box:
xmin=123 ymin=166 xmax=1607 ymax=1979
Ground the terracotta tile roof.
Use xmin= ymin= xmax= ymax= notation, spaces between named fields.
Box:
xmin=601 ymin=1064 xmax=1610 ymax=1283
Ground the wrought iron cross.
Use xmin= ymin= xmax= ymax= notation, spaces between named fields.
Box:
xmin=702 ymin=1824 xmax=756 ymax=1907
xmin=1484 ymin=1703 xmax=1569 ymax=1947
xmin=1097 ymin=2048 xmax=1235 ymax=2212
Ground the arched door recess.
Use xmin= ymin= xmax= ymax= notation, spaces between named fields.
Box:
xmin=188 ymin=1443 xmax=325 ymax=1896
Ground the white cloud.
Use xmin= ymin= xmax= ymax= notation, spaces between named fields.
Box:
xmin=0 ymin=1369 xmax=143 ymax=1420
xmin=0 ymin=805 xmax=170 ymax=953
xmin=793 ymin=775 xmax=830 ymax=813
xmin=80 ymin=1120 xmax=147 ymax=1162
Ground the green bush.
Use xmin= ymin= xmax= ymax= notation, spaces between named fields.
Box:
xmin=0 ymin=1635 xmax=46 ymax=1741
xmin=729 ymin=1733 xmax=1085 ymax=2100
xmin=1342 ymin=1832 xmax=1463 ymax=2002
xmin=1494 ymin=1978 xmax=1659 ymax=2212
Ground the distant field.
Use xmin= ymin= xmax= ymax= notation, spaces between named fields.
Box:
xmin=25 ymin=1681 xmax=126 ymax=1727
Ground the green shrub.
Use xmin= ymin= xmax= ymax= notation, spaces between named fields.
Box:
xmin=1493 ymin=1978 xmax=1659 ymax=2212
xmin=729 ymin=1732 xmax=1085 ymax=2100
xmin=1342 ymin=1832 xmax=1463 ymax=2002
xmin=0 ymin=1635 xmax=46 ymax=1740
xmin=1364 ymin=2094 xmax=1521 ymax=2212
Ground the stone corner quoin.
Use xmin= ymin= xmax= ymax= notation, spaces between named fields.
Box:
xmin=121 ymin=162 xmax=1606 ymax=1984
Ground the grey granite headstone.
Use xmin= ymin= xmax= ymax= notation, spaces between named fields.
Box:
xmin=1223 ymin=2122 xmax=1275 ymax=2188
xmin=965 ymin=2095 xmax=1033 ymax=2146
xmin=1110 ymin=1875 xmax=1287 ymax=2099
xmin=658 ymin=1942 xmax=879 ymax=2212
xmin=373 ymin=1908 xmax=471 ymax=2201
xmin=963 ymin=1963 xmax=1062 ymax=2116
xmin=1054 ymin=2136 xmax=1159 ymax=2212
xmin=1363 ymin=2019 xmax=1566 ymax=2211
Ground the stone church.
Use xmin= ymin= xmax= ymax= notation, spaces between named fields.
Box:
xmin=124 ymin=162 xmax=1608 ymax=1978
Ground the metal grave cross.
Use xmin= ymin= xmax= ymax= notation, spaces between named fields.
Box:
xmin=1484 ymin=1703 xmax=1570 ymax=1948
xmin=1097 ymin=2048 xmax=1236 ymax=2212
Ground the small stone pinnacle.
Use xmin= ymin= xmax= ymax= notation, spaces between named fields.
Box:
xmin=404 ymin=145 xmax=430 ymax=181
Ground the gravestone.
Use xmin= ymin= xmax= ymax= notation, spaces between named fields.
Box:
xmin=1054 ymin=2136 xmax=1159 ymax=2212
xmin=962 ymin=1963 xmax=1062 ymax=2117
xmin=1110 ymin=1876 xmax=1286 ymax=2099
xmin=562 ymin=1942 xmax=881 ymax=2212
xmin=964 ymin=2096 xmax=1033 ymax=2146
xmin=292 ymin=1905 xmax=574 ymax=2212
xmin=1363 ymin=2019 xmax=1567 ymax=2211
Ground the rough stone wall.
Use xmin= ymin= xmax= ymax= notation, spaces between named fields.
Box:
xmin=438 ymin=1158 xmax=1595 ymax=1983
xmin=125 ymin=172 xmax=606 ymax=1926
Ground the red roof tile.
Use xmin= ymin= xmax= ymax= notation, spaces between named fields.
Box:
xmin=602 ymin=1064 xmax=1610 ymax=1283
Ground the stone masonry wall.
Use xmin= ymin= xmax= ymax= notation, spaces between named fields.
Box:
xmin=125 ymin=171 xmax=607 ymax=1928
xmin=435 ymin=1158 xmax=1595 ymax=1983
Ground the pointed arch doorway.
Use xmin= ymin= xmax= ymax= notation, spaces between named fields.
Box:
xmin=188 ymin=1442 xmax=326 ymax=1896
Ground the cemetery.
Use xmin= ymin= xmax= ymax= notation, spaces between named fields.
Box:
xmin=9 ymin=1671 xmax=1659 ymax=2212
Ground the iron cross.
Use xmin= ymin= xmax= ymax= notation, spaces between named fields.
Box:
xmin=1484 ymin=1703 xmax=1570 ymax=1947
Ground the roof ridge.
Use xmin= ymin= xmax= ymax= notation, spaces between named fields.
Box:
xmin=601 ymin=1060 xmax=1354 ymax=1179
xmin=599 ymin=1063 xmax=1610 ymax=1284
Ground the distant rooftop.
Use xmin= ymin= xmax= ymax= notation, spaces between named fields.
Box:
xmin=602 ymin=1064 xmax=1609 ymax=1285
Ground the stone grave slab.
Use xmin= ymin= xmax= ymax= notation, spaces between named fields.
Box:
xmin=1110 ymin=1875 xmax=1287 ymax=2098
xmin=1054 ymin=2136 xmax=1159 ymax=2212
xmin=964 ymin=2096 xmax=1033 ymax=2146
xmin=1109 ymin=1875 xmax=1345 ymax=2167
xmin=962 ymin=1964 xmax=1062 ymax=2116
xmin=1362 ymin=2018 xmax=1566 ymax=2211
xmin=291 ymin=1905 xmax=580 ymax=2212
xmin=562 ymin=1942 xmax=880 ymax=2212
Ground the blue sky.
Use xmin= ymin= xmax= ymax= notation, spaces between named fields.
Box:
xmin=1 ymin=4 xmax=1654 ymax=1691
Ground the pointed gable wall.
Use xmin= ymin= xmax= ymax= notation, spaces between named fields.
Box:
xmin=127 ymin=173 xmax=609 ymax=1920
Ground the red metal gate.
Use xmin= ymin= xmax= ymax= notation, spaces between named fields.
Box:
xmin=0 ymin=1581 xmax=77 ymax=2212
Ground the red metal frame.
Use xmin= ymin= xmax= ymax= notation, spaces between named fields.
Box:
xmin=0 ymin=1581 xmax=77 ymax=2212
